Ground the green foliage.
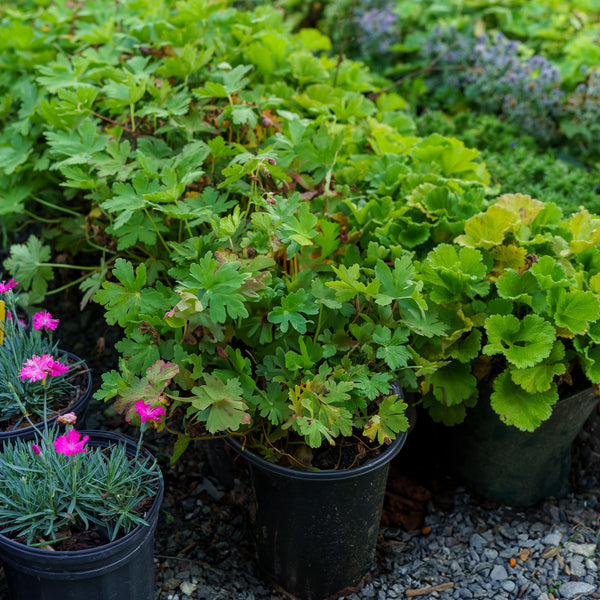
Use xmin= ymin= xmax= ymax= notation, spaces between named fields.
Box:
xmin=0 ymin=0 xmax=496 ymax=461
xmin=416 ymin=194 xmax=600 ymax=431
xmin=93 ymin=191 xmax=432 ymax=455
xmin=416 ymin=111 xmax=600 ymax=216
xmin=6 ymin=0 xmax=600 ymax=454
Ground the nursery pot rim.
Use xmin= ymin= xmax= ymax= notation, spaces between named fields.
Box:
xmin=225 ymin=430 xmax=407 ymax=481
xmin=0 ymin=429 xmax=163 ymax=559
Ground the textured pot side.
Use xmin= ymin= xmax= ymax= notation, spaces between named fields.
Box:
xmin=0 ymin=430 xmax=163 ymax=600
xmin=447 ymin=387 xmax=598 ymax=506
xmin=0 ymin=350 xmax=92 ymax=443
xmin=227 ymin=430 xmax=407 ymax=600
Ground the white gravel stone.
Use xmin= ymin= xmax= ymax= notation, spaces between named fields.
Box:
xmin=558 ymin=581 xmax=596 ymax=598
xmin=490 ymin=564 xmax=508 ymax=580
xmin=542 ymin=531 xmax=563 ymax=546
xmin=565 ymin=542 xmax=596 ymax=556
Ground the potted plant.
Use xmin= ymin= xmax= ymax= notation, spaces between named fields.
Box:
xmin=413 ymin=193 xmax=600 ymax=505
xmin=0 ymin=406 xmax=164 ymax=600
xmin=92 ymin=183 xmax=445 ymax=598
xmin=0 ymin=280 xmax=92 ymax=441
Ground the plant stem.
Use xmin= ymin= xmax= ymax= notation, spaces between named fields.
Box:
xmin=40 ymin=263 xmax=98 ymax=271
xmin=143 ymin=208 xmax=170 ymax=254
xmin=31 ymin=196 xmax=82 ymax=218
xmin=24 ymin=211 xmax=62 ymax=224
xmin=313 ymin=304 xmax=324 ymax=343
xmin=44 ymin=272 xmax=93 ymax=296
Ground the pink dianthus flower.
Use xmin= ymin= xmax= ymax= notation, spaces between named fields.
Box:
xmin=19 ymin=357 xmax=48 ymax=382
xmin=0 ymin=279 xmax=17 ymax=293
xmin=19 ymin=354 xmax=69 ymax=381
xmin=32 ymin=311 xmax=59 ymax=331
xmin=135 ymin=400 xmax=166 ymax=423
xmin=54 ymin=429 xmax=88 ymax=456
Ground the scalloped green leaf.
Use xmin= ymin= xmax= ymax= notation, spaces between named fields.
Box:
xmin=483 ymin=314 xmax=555 ymax=368
xmin=567 ymin=208 xmax=600 ymax=254
xmin=494 ymin=193 xmax=545 ymax=225
xmin=530 ymin=256 xmax=573 ymax=290
xmin=509 ymin=341 xmax=567 ymax=393
xmin=190 ymin=374 xmax=249 ymax=433
xmin=363 ymin=393 xmax=409 ymax=444
xmin=410 ymin=134 xmax=489 ymax=182
xmin=489 ymin=244 xmax=527 ymax=272
xmin=454 ymin=205 xmax=514 ymax=249
xmin=490 ymin=370 xmax=558 ymax=431
xmin=421 ymin=243 xmax=489 ymax=304
xmin=548 ymin=287 xmax=600 ymax=335
xmin=268 ymin=288 xmax=320 ymax=334
xmin=487 ymin=297 xmax=514 ymax=316
xmin=422 ymin=391 xmax=469 ymax=426
xmin=373 ymin=326 xmax=412 ymax=370
xmin=574 ymin=339 xmax=600 ymax=384
xmin=447 ymin=329 xmax=482 ymax=363
xmin=374 ymin=255 xmax=421 ymax=307
xmin=94 ymin=259 xmax=172 ymax=328
xmin=423 ymin=361 xmax=477 ymax=407
xmin=113 ymin=359 xmax=178 ymax=424
xmin=495 ymin=269 xmax=545 ymax=312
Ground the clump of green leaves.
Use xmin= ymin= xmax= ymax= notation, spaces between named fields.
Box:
xmin=416 ymin=111 xmax=600 ymax=216
xmin=415 ymin=193 xmax=600 ymax=431
xmin=0 ymin=0 xmax=499 ymax=463
xmin=93 ymin=189 xmax=445 ymax=463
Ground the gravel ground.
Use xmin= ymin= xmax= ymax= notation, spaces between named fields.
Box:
xmin=143 ymin=425 xmax=600 ymax=600
xmin=143 ymin=428 xmax=600 ymax=600
xmin=1 ymin=293 xmax=600 ymax=600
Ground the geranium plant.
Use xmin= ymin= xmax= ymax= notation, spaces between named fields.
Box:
xmin=0 ymin=280 xmax=82 ymax=428
xmin=93 ymin=187 xmax=447 ymax=465
xmin=0 ymin=409 xmax=161 ymax=547
xmin=414 ymin=193 xmax=600 ymax=431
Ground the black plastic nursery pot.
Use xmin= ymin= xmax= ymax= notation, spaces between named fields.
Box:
xmin=0 ymin=430 xmax=163 ymax=600
xmin=0 ymin=350 xmax=92 ymax=443
xmin=227 ymin=429 xmax=408 ymax=600
xmin=447 ymin=386 xmax=598 ymax=506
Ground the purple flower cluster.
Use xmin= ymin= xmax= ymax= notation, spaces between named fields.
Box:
xmin=354 ymin=0 xmax=398 ymax=55
xmin=420 ymin=29 xmax=564 ymax=143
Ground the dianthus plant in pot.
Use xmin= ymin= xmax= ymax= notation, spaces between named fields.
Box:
xmin=0 ymin=403 xmax=164 ymax=600
xmin=0 ymin=278 xmax=92 ymax=440
xmin=94 ymin=189 xmax=442 ymax=599
xmin=413 ymin=193 xmax=600 ymax=505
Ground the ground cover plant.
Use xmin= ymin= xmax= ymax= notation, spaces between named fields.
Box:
xmin=415 ymin=110 xmax=600 ymax=216
xmin=256 ymin=0 xmax=600 ymax=261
